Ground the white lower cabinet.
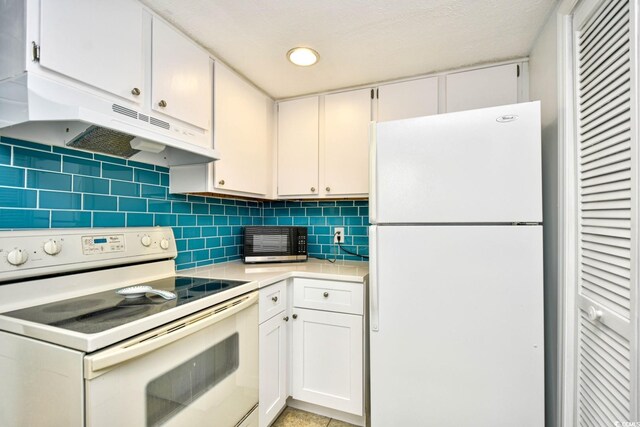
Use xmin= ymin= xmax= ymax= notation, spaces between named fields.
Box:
xmin=259 ymin=310 xmax=289 ymax=427
xmin=290 ymin=308 xmax=363 ymax=416
xmin=258 ymin=279 xmax=365 ymax=426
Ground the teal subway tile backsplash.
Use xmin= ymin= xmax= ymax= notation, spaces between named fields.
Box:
xmin=0 ymin=136 xmax=368 ymax=268
xmin=264 ymin=200 xmax=369 ymax=261
xmin=0 ymin=165 xmax=24 ymax=187
xmin=27 ymin=170 xmax=71 ymax=191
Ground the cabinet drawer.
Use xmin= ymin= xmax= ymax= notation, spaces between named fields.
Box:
xmin=259 ymin=281 xmax=287 ymax=324
xmin=293 ymin=278 xmax=363 ymax=315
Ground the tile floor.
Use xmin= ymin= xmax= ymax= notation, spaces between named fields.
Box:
xmin=272 ymin=407 xmax=358 ymax=427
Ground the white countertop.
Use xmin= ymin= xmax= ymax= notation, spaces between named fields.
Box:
xmin=180 ymin=259 xmax=369 ymax=288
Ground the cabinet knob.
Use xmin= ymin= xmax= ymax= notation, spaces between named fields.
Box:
xmin=218 ymin=179 xmax=225 ymax=186
xmin=158 ymin=100 xmax=167 ymax=108
xmin=272 ymin=296 xmax=278 ymax=302
xmin=326 ymin=187 xmax=331 ymax=192
xmin=131 ymin=87 xmax=141 ymax=96
xmin=310 ymin=187 xmax=316 ymax=193
xmin=323 ymin=291 xmax=329 ymax=298
xmin=588 ymin=306 xmax=603 ymax=322
xmin=292 ymin=314 xmax=298 ymax=319
xmin=283 ymin=316 xmax=289 ymax=322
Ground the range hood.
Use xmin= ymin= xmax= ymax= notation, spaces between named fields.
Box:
xmin=0 ymin=73 xmax=220 ymax=166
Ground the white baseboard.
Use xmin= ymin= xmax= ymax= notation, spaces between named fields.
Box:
xmin=286 ymin=398 xmax=366 ymax=426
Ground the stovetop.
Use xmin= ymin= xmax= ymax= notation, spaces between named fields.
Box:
xmin=3 ymin=276 xmax=250 ymax=335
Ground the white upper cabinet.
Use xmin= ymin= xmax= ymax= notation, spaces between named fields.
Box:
xmin=213 ymin=63 xmax=272 ymax=196
xmin=277 ymin=97 xmax=319 ymax=197
xmin=151 ymin=17 xmax=212 ymax=129
xmin=377 ymin=77 xmax=439 ymax=122
xmin=39 ymin=0 xmax=144 ymax=103
xmin=445 ymin=63 xmax=519 ymax=113
xmin=324 ymin=89 xmax=371 ymax=196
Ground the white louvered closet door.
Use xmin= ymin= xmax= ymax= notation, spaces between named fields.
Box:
xmin=573 ymin=0 xmax=638 ymax=424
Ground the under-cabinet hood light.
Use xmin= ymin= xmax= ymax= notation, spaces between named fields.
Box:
xmin=287 ymin=47 xmax=319 ymax=66
xmin=130 ymin=138 xmax=166 ymax=154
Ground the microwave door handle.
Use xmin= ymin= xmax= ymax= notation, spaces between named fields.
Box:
xmin=84 ymin=292 xmax=258 ymax=379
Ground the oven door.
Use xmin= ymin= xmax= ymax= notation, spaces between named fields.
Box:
xmin=84 ymin=292 xmax=258 ymax=427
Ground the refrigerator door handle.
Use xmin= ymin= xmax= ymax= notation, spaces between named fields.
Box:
xmin=369 ymin=121 xmax=377 ymax=224
xmin=370 ymin=225 xmax=379 ymax=331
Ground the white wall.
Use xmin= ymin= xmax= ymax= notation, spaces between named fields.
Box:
xmin=529 ymin=6 xmax=560 ymax=427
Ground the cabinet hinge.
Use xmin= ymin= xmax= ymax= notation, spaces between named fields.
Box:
xmin=31 ymin=42 xmax=40 ymax=62
xmin=516 ymin=64 xmax=520 ymax=77
xmin=370 ymin=89 xmax=374 ymax=99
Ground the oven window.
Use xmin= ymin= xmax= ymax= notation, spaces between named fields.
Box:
xmin=146 ymin=333 xmax=239 ymax=426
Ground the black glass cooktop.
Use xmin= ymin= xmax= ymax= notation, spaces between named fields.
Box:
xmin=2 ymin=276 xmax=249 ymax=334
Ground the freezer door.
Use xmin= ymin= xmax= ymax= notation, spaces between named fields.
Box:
xmin=371 ymin=101 xmax=542 ymax=224
xmin=369 ymin=225 xmax=544 ymax=426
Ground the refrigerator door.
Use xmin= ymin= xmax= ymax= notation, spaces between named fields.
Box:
xmin=369 ymin=225 xmax=544 ymax=426
xmin=370 ymin=101 xmax=542 ymax=224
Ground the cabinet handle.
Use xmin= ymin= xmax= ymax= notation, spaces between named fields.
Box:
xmin=326 ymin=187 xmax=331 ymax=192
xmin=218 ymin=179 xmax=225 ymax=186
xmin=323 ymin=291 xmax=329 ymax=298
xmin=283 ymin=316 xmax=289 ymax=322
xmin=131 ymin=87 xmax=141 ymax=96
xmin=158 ymin=100 xmax=167 ymax=108
xmin=292 ymin=314 xmax=298 ymax=319
xmin=310 ymin=187 xmax=316 ymax=192
xmin=272 ymin=296 xmax=278 ymax=302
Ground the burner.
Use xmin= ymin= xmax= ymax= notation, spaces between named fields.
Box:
xmin=43 ymin=299 xmax=104 ymax=313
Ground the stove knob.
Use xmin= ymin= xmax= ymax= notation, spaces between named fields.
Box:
xmin=43 ymin=240 xmax=62 ymax=255
xmin=160 ymin=238 xmax=170 ymax=250
xmin=141 ymin=235 xmax=152 ymax=247
xmin=7 ymin=249 xmax=28 ymax=266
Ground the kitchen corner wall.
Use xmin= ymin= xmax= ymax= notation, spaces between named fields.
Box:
xmin=0 ymin=136 xmax=369 ymax=269
xmin=264 ymin=200 xmax=369 ymax=261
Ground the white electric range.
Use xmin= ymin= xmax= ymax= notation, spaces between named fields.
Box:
xmin=0 ymin=227 xmax=259 ymax=427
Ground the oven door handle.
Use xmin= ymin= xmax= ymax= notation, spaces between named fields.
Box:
xmin=84 ymin=291 xmax=258 ymax=379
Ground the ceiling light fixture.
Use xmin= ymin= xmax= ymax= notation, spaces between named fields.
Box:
xmin=287 ymin=47 xmax=319 ymax=66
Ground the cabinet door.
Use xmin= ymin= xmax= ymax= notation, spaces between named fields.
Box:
xmin=291 ymin=308 xmax=362 ymax=415
xmin=324 ymin=89 xmax=371 ymax=196
xmin=277 ymin=97 xmax=319 ymax=197
xmin=259 ymin=312 xmax=288 ymax=427
xmin=39 ymin=0 xmax=144 ymax=103
xmin=214 ymin=63 xmax=272 ymax=196
xmin=377 ymin=77 xmax=439 ymax=121
xmin=445 ymin=63 xmax=519 ymax=113
xmin=151 ymin=17 xmax=211 ymax=130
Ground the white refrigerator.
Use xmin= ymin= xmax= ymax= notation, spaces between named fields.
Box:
xmin=369 ymin=101 xmax=544 ymax=426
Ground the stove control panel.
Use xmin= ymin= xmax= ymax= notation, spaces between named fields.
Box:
xmin=82 ymin=234 xmax=125 ymax=255
xmin=0 ymin=227 xmax=177 ymax=283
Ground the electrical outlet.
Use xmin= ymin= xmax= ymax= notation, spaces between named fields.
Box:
xmin=334 ymin=227 xmax=345 ymax=244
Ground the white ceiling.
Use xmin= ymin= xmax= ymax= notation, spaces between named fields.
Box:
xmin=142 ymin=0 xmax=557 ymax=100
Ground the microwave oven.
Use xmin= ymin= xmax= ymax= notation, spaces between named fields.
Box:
xmin=243 ymin=226 xmax=308 ymax=263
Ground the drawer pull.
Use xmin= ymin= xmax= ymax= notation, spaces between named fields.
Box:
xmin=283 ymin=316 xmax=289 ymax=322
xmin=323 ymin=292 xmax=329 ymax=298
xmin=272 ymin=296 xmax=278 ymax=302
xmin=292 ymin=314 xmax=298 ymax=319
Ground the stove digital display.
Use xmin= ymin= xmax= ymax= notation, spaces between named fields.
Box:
xmin=82 ymin=234 xmax=125 ymax=255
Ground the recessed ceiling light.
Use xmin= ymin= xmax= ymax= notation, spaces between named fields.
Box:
xmin=287 ymin=47 xmax=319 ymax=66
